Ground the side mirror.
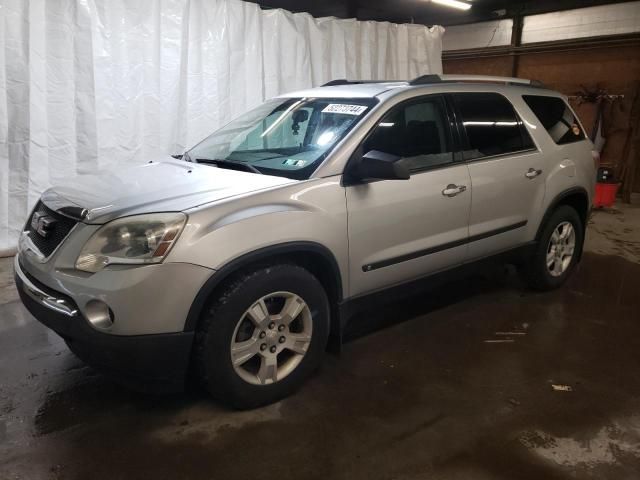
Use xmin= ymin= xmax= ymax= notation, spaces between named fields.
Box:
xmin=353 ymin=150 xmax=410 ymax=181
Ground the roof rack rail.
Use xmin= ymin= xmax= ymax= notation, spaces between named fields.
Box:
xmin=409 ymin=74 xmax=545 ymax=88
xmin=321 ymin=79 xmax=398 ymax=87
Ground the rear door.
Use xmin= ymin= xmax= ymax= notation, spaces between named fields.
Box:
xmin=345 ymin=95 xmax=472 ymax=298
xmin=522 ymin=94 xmax=594 ymax=201
xmin=452 ymin=92 xmax=547 ymax=260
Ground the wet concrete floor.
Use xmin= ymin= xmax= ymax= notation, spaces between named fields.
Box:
xmin=1 ymin=205 xmax=640 ymax=480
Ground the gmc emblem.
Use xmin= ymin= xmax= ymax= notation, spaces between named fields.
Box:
xmin=31 ymin=212 xmax=57 ymax=238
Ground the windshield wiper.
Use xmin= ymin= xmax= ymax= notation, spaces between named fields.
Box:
xmin=195 ymin=158 xmax=262 ymax=174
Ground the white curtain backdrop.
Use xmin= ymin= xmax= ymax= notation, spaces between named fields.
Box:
xmin=0 ymin=0 xmax=444 ymax=254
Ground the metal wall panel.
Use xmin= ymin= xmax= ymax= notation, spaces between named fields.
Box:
xmin=443 ymin=19 xmax=513 ymax=51
xmin=522 ymin=1 xmax=640 ymax=44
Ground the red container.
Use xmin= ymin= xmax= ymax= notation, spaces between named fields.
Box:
xmin=593 ymin=182 xmax=620 ymax=208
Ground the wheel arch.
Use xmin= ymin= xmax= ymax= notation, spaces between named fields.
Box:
xmin=183 ymin=242 xmax=344 ymax=336
xmin=536 ymin=187 xmax=590 ymax=257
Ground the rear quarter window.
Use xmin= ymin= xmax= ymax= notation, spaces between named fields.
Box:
xmin=522 ymin=95 xmax=585 ymax=145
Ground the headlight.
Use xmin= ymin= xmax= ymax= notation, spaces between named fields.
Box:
xmin=75 ymin=213 xmax=187 ymax=273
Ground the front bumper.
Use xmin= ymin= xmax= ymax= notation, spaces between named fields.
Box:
xmin=14 ymin=256 xmax=194 ymax=392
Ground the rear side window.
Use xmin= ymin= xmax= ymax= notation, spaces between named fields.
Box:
xmin=523 ymin=95 xmax=585 ymax=145
xmin=453 ymin=93 xmax=535 ymax=160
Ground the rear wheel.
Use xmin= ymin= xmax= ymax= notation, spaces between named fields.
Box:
xmin=194 ymin=264 xmax=329 ymax=409
xmin=523 ymin=205 xmax=584 ymax=291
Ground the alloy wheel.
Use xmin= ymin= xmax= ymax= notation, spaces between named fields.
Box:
xmin=230 ymin=291 xmax=312 ymax=385
xmin=546 ymin=221 xmax=576 ymax=277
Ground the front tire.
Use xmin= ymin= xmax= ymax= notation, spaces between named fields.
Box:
xmin=523 ymin=205 xmax=584 ymax=291
xmin=194 ymin=264 xmax=329 ymax=409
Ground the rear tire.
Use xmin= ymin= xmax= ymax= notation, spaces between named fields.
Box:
xmin=194 ymin=264 xmax=329 ymax=409
xmin=523 ymin=205 xmax=583 ymax=291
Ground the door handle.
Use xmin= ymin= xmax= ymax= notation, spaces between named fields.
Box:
xmin=442 ymin=184 xmax=467 ymax=197
xmin=525 ymin=168 xmax=543 ymax=179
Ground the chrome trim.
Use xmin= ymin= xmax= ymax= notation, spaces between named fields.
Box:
xmin=18 ymin=232 xmax=48 ymax=263
xmin=18 ymin=222 xmax=79 ymax=264
xmin=463 ymin=147 xmax=540 ymax=164
xmin=525 ymin=167 xmax=543 ymax=179
xmin=57 ymin=205 xmax=89 ymax=221
xmin=442 ymin=184 xmax=467 ymax=197
xmin=14 ymin=255 xmax=78 ymax=317
xmin=40 ymin=190 xmax=86 ymax=219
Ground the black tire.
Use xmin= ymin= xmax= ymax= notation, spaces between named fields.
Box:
xmin=523 ymin=205 xmax=584 ymax=291
xmin=194 ymin=264 xmax=330 ymax=409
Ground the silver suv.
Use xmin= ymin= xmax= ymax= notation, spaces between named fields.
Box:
xmin=15 ymin=75 xmax=596 ymax=408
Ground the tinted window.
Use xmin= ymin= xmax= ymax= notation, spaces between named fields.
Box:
xmin=523 ymin=95 xmax=585 ymax=145
xmin=454 ymin=93 xmax=534 ymax=160
xmin=363 ymin=96 xmax=453 ymax=171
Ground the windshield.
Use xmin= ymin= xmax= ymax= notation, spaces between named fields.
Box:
xmin=187 ymin=97 xmax=376 ymax=179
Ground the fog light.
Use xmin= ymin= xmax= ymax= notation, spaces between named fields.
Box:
xmin=85 ymin=300 xmax=114 ymax=330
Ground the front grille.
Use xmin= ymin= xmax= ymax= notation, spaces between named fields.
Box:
xmin=25 ymin=201 xmax=78 ymax=257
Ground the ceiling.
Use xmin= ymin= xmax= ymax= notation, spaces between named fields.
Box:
xmin=250 ymin=0 xmax=636 ymax=26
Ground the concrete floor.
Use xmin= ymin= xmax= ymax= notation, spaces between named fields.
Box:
xmin=1 ymin=201 xmax=640 ymax=480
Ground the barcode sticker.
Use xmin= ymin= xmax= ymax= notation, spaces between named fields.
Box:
xmin=322 ymin=104 xmax=367 ymax=115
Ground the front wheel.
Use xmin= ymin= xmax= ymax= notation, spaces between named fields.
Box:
xmin=194 ymin=264 xmax=329 ymax=409
xmin=523 ymin=205 xmax=584 ymax=291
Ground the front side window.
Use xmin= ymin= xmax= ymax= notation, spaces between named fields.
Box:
xmin=454 ymin=93 xmax=534 ymax=160
xmin=188 ymin=97 xmax=376 ymax=180
xmin=363 ymin=96 xmax=454 ymax=172
xmin=523 ymin=95 xmax=585 ymax=145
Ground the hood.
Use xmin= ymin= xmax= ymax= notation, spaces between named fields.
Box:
xmin=42 ymin=158 xmax=296 ymax=224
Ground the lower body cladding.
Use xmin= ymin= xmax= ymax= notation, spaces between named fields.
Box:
xmin=14 ymin=255 xmax=212 ymax=392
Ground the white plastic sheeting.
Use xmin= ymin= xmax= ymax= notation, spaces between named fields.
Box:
xmin=0 ymin=0 xmax=444 ymax=254
xmin=443 ymin=19 xmax=513 ymax=51
xmin=522 ymin=1 xmax=640 ymax=44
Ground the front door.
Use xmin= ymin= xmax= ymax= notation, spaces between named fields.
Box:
xmin=345 ymin=95 xmax=472 ymax=298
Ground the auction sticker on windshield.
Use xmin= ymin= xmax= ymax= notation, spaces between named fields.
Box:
xmin=322 ymin=104 xmax=368 ymax=115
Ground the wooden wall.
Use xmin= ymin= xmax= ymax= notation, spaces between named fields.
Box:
xmin=444 ymin=45 xmax=640 ymax=192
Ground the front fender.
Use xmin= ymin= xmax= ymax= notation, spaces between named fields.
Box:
xmin=167 ymin=178 xmax=349 ymax=295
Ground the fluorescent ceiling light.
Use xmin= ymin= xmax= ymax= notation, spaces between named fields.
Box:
xmin=432 ymin=0 xmax=471 ymax=11
xmin=463 ymin=121 xmax=518 ymax=127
